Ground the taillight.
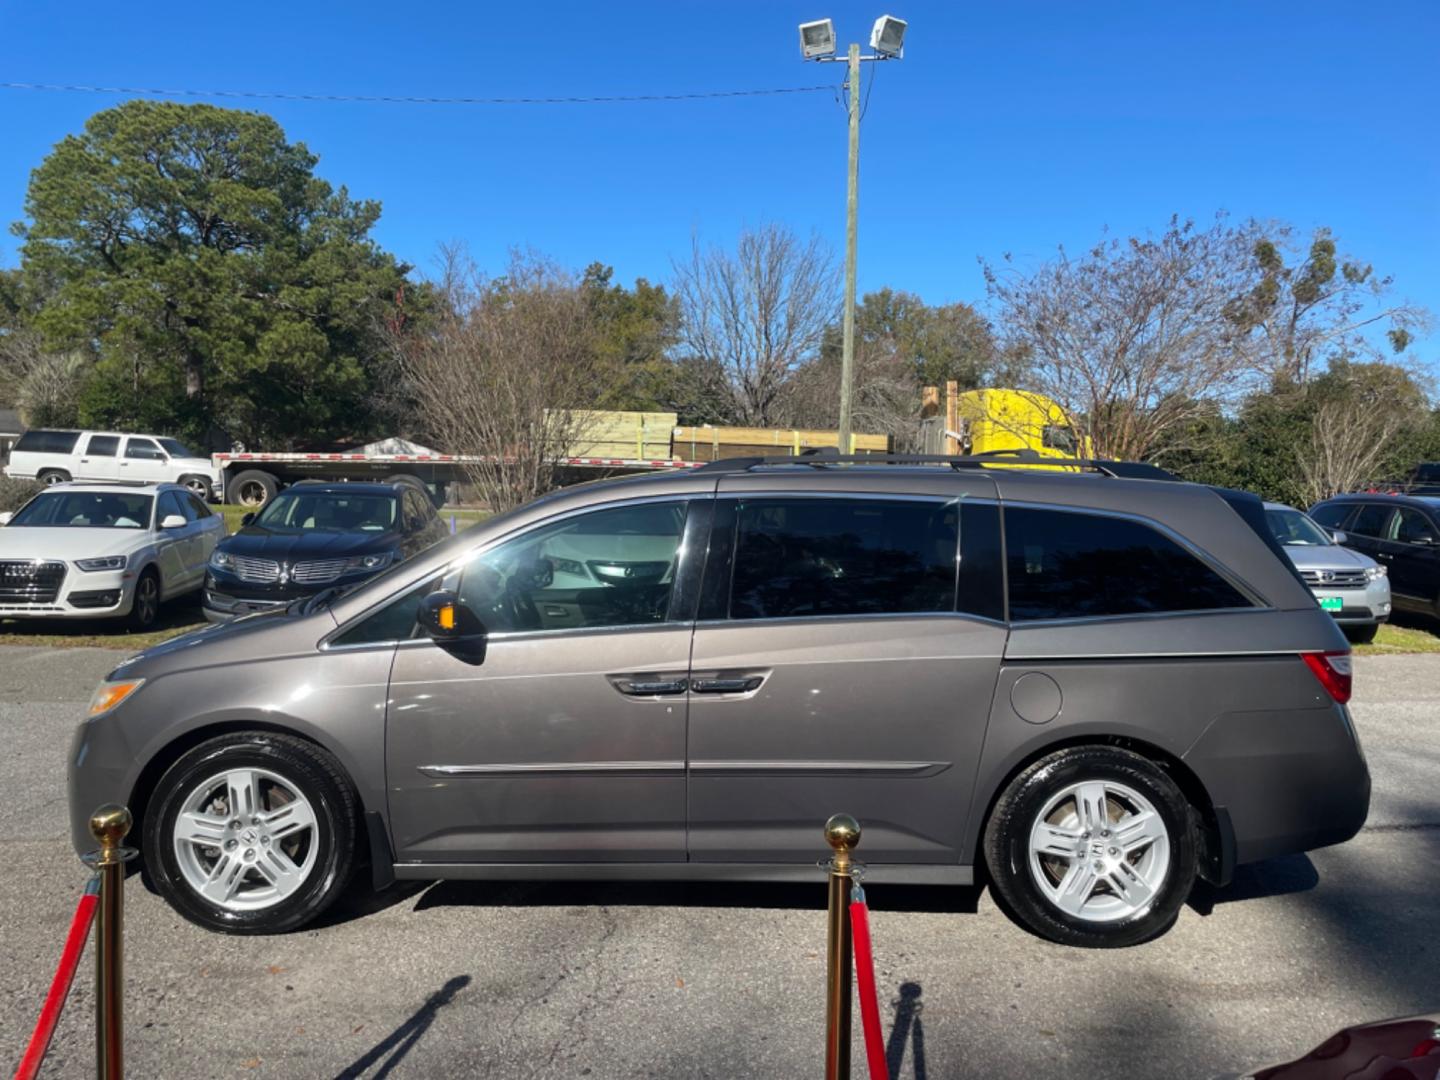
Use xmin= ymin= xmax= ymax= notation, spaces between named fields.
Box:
xmin=1302 ymin=651 xmax=1352 ymax=704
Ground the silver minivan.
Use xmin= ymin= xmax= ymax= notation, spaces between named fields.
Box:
xmin=68 ymin=457 xmax=1370 ymax=947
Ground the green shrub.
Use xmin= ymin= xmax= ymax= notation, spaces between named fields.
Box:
xmin=0 ymin=475 xmax=44 ymax=513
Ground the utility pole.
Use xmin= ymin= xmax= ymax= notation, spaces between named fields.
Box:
xmin=798 ymin=16 xmax=906 ymax=458
xmin=839 ymin=43 xmax=861 ymax=457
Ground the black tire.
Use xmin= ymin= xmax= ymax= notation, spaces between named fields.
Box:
xmin=983 ymin=745 xmax=1197 ymax=948
xmin=141 ymin=732 xmax=359 ymax=934
xmin=384 ymin=472 xmax=437 ymax=506
xmin=179 ymin=474 xmax=213 ymax=502
xmin=1343 ymin=623 xmax=1379 ymax=644
xmin=126 ymin=567 xmax=160 ymax=630
xmin=226 ymin=469 xmax=278 ymax=508
xmin=37 ymin=468 xmax=70 ymax=486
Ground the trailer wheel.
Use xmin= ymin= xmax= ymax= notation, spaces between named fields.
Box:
xmin=384 ymin=473 xmax=437 ymax=506
xmin=227 ymin=469 xmax=279 ymax=508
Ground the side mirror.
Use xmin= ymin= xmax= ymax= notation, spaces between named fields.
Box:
xmin=418 ymin=590 xmax=487 ymax=663
xmin=0 ymin=512 xmax=12 ymax=526
xmin=1330 ymin=530 xmax=1347 ymax=544
xmin=160 ymin=514 xmax=187 ymax=529
xmin=240 ymin=512 xmax=255 ymax=527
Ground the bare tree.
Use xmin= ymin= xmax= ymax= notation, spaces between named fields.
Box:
xmin=394 ymin=248 xmax=605 ymax=512
xmin=985 ymin=216 xmax=1266 ymax=462
xmin=0 ymin=329 xmax=88 ymax=426
xmin=1294 ymin=361 xmax=1428 ymax=503
xmin=672 ymin=225 xmax=840 ymax=427
xmin=1227 ymin=225 xmax=1430 ymax=383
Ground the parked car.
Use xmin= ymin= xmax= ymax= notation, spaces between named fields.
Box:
xmin=69 ymin=458 xmax=1369 ymax=946
xmin=1309 ymin=494 xmax=1440 ymax=621
xmin=3 ymin=429 xmax=222 ymax=501
xmin=1264 ymin=502 xmax=1390 ymax=643
xmin=1223 ymin=1013 xmax=1440 ymax=1079
xmin=204 ymin=481 xmax=447 ymax=622
xmin=0 ymin=482 xmax=222 ymax=628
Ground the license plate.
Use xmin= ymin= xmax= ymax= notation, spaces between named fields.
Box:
xmin=1319 ymin=596 xmax=1343 ymax=612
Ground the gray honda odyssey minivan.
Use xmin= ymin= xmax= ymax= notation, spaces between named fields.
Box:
xmin=68 ymin=456 xmax=1369 ymax=947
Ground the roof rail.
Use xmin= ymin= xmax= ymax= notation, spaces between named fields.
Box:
xmin=693 ymin=449 xmax=1178 ymax=481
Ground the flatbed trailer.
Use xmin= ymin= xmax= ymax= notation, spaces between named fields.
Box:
xmin=212 ymin=451 xmax=703 ymax=507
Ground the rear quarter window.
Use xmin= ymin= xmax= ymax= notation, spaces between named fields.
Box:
xmin=14 ymin=430 xmax=81 ymax=455
xmin=1004 ymin=505 xmax=1252 ymax=621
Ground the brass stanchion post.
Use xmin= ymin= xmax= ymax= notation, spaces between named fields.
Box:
xmin=824 ymin=813 xmax=861 ymax=1080
xmin=90 ymin=804 xmax=132 ymax=1080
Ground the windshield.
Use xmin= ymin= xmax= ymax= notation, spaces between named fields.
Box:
xmin=157 ymin=438 xmax=195 ymax=458
xmin=255 ymin=491 xmax=398 ymax=532
xmin=1266 ymin=508 xmax=1333 ymax=547
xmin=10 ymin=491 xmax=153 ymax=529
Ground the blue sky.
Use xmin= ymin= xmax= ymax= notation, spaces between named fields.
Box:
xmin=2 ymin=1 xmax=1437 ymax=354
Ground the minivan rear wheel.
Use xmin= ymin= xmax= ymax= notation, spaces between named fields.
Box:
xmin=142 ymin=732 xmax=359 ymax=934
xmin=983 ymin=745 xmax=1197 ymax=948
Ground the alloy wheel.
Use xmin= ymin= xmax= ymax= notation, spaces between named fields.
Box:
xmin=1027 ymin=779 xmax=1171 ymax=923
xmin=133 ymin=575 xmax=158 ymax=626
xmin=171 ymin=767 xmax=319 ymax=912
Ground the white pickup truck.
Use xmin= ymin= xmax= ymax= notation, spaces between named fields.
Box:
xmin=3 ymin=429 xmax=223 ymax=500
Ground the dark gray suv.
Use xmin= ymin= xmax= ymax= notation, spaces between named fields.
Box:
xmin=69 ymin=457 xmax=1369 ymax=947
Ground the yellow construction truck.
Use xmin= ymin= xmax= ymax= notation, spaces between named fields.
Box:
xmin=927 ymin=386 xmax=1090 ymax=461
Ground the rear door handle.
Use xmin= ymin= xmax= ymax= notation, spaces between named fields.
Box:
xmin=691 ymin=676 xmax=764 ymax=694
xmin=1377 ymin=552 xmax=1393 ymax=560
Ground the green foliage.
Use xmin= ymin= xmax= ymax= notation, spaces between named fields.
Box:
xmin=820 ymin=288 xmax=999 ymax=390
xmin=1162 ymin=363 xmax=1438 ymax=505
xmin=15 ymin=100 xmax=415 ymax=448
xmin=0 ymin=475 xmax=43 ymax=513
xmin=579 ymin=262 xmax=680 ymax=411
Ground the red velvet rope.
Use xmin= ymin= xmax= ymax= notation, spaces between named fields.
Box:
xmin=850 ymin=889 xmax=890 ymax=1080
xmin=13 ymin=878 xmax=99 ymax=1080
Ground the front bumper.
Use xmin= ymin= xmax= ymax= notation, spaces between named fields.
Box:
xmin=67 ymin=712 xmax=135 ymax=857
xmin=1305 ymin=579 xmax=1391 ymax=625
xmin=203 ymin=565 xmax=383 ymax=622
xmin=0 ymin=564 xmax=135 ymax=620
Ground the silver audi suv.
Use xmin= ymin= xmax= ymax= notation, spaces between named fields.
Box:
xmin=68 ymin=456 xmax=1370 ymax=947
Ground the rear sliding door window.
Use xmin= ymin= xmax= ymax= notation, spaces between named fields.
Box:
xmin=728 ymin=497 xmax=959 ymax=619
xmin=1004 ymin=506 xmax=1251 ymax=621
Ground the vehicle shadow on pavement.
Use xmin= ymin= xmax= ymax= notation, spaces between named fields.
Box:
xmin=410 ymin=878 xmax=984 ymax=915
xmin=333 ymin=973 xmax=471 ymax=1079
xmin=1186 ymin=853 xmax=1320 ymax=916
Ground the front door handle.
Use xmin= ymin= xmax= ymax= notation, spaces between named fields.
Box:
xmin=612 ymin=677 xmax=687 ymax=696
xmin=1377 ymin=552 xmax=1393 ymax=560
xmin=691 ymin=676 xmax=764 ymax=694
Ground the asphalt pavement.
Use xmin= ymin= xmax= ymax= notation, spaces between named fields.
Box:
xmin=1 ymin=646 xmax=1436 ymax=1079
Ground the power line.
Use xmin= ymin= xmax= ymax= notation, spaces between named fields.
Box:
xmin=0 ymin=81 xmax=835 ymax=106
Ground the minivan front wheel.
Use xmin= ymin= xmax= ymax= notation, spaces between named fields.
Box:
xmin=142 ymin=732 xmax=359 ymax=934
xmin=983 ymin=746 xmax=1197 ymax=948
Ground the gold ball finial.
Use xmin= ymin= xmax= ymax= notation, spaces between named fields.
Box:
xmin=824 ymin=813 xmax=861 ymax=853
xmin=89 ymin=804 xmax=132 ymax=852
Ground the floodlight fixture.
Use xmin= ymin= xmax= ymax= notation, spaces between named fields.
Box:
xmin=798 ymin=18 xmax=836 ymax=60
xmin=870 ymin=14 xmax=907 ymax=57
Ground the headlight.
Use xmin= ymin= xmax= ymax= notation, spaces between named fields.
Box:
xmin=550 ymin=557 xmax=586 ymax=578
xmin=343 ymin=552 xmax=395 ymax=573
xmin=75 ymin=555 xmax=128 ymax=572
xmin=209 ymin=550 xmax=232 ymax=570
xmin=87 ymin=678 xmax=144 ymax=718
xmin=1366 ymin=565 xmax=1387 ymax=581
